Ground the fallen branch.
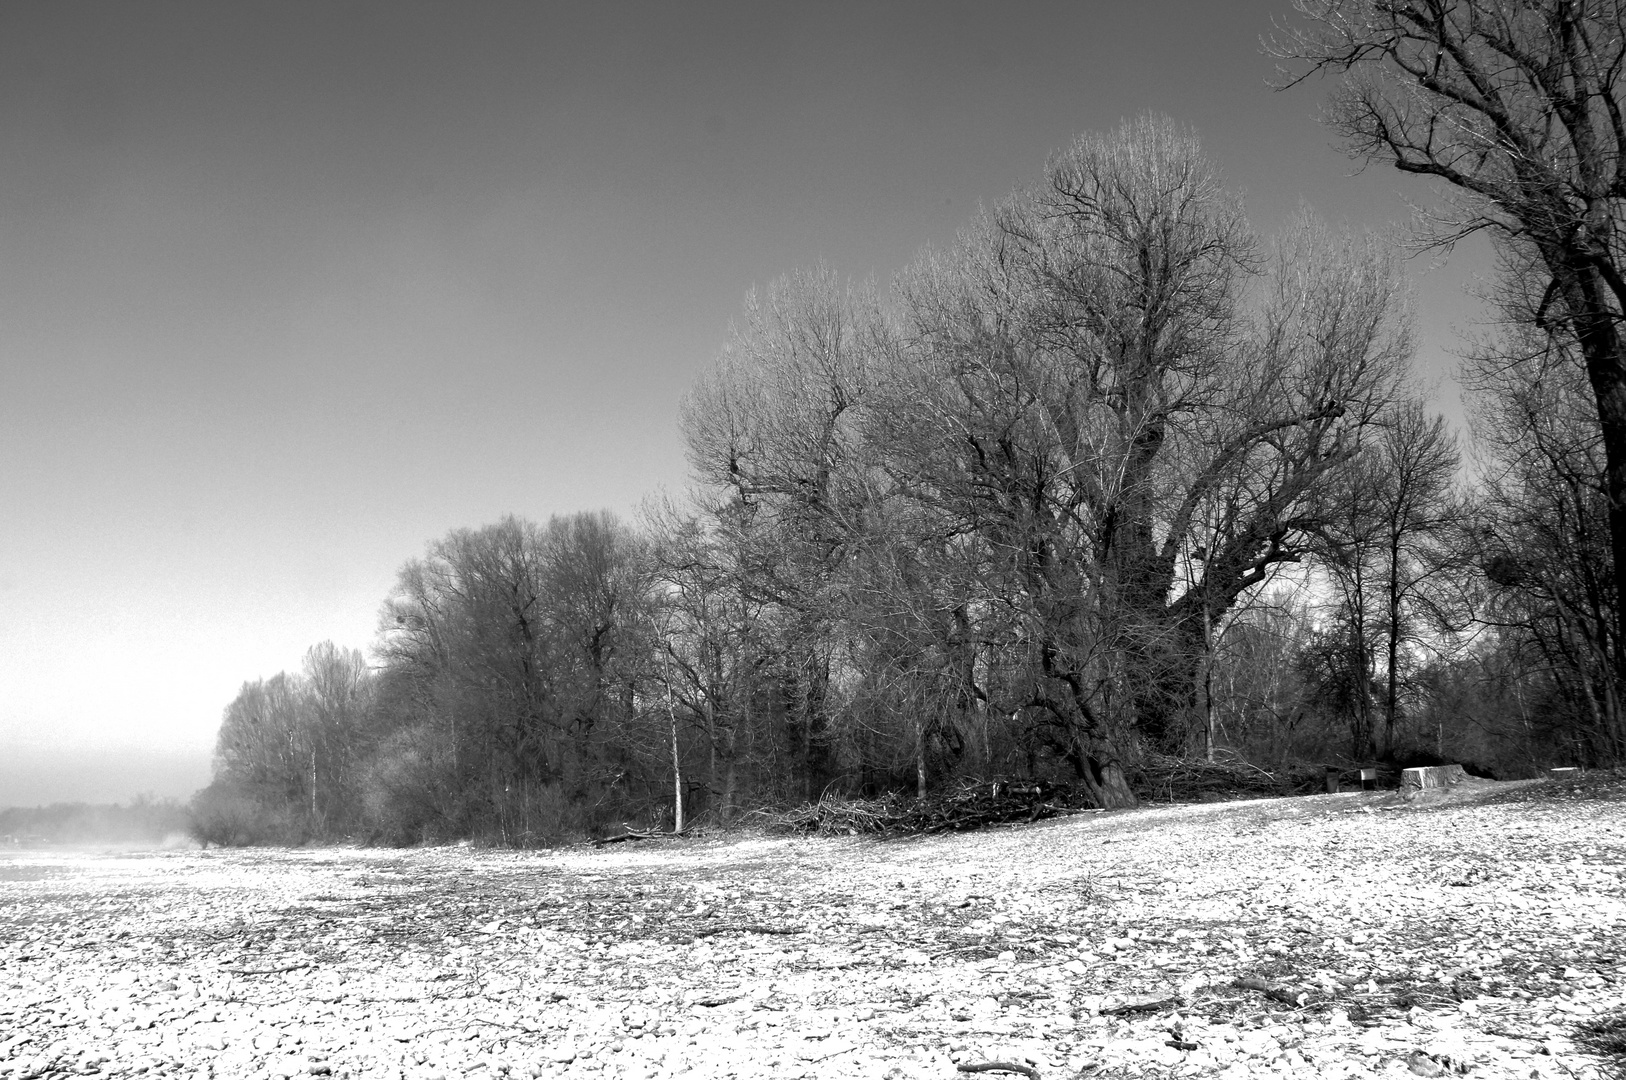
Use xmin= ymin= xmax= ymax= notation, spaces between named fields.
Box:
xmin=1234 ymin=976 xmax=1312 ymax=1007
xmin=693 ymin=924 xmax=803 ymax=938
xmin=957 ymin=1062 xmax=1040 ymax=1080
xmin=691 ymin=993 xmax=743 ymax=1007
xmin=420 ymin=1016 xmax=544 ymax=1037
xmin=592 ymin=829 xmax=687 ymax=847
xmin=221 ymin=962 xmax=313 ymax=976
xmin=1100 ymin=995 xmax=1179 ymax=1016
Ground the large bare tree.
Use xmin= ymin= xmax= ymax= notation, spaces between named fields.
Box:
xmin=678 ymin=118 xmax=1411 ymax=807
xmin=872 ymin=120 xmax=1410 ymax=804
xmin=1466 ymin=248 xmax=1626 ymax=761
xmin=1275 ymin=0 xmax=1626 ymax=683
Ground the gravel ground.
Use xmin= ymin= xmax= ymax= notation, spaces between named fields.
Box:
xmin=2 ymin=778 xmax=1623 ymax=1080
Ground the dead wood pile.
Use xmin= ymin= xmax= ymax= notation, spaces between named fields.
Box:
xmin=1133 ymin=752 xmax=1331 ymax=803
xmin=764 ymin=754 xmax=1369 ymax=837
xmin=762 ymin=781 xmax=1090 ymax=837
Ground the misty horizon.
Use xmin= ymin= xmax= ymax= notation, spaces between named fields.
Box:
xmin=1 ymin=747 xmax=209 ymax=809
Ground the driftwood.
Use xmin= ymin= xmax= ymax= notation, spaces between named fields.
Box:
xmin=220 ymin=962 xmax=313 ymax=976
xmin=591 ymin=828 xmax=687 ymax=847
xmin=1234 ymin=976 xmax=1313 ymax=1007
xmin=691 ymin=993 xmax=744 ymax=1007
xmin=1099 ymin=995 xmax=1180 ymax=1016
xmin=957 ymin=1063 xmax=1041 ymax=1080
xmin=692 ymin=924 xmax=803 ymax=938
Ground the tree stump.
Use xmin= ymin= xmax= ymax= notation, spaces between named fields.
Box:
xmin=1400 ymin=764 xmax=1466 ymax=792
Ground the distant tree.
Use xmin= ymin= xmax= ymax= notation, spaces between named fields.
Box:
xmin=299 ymin=641 xmax=373 ymax=830
xmin=378 ymin=516 xmax=552 ymax=823
xmin=371 ymin=512 xmax=654 ymax=841
xmin=1208 ymin=590 xmax=1322 ymax=764
xmin=1311 ymin=398 xmax=1467 ymax=755
xmin=644 ymin=498 xmax=776 ymax=818
xmin=211 ymin=673 xmax=308 ymax=810
xmin=1370 ymin=402 xmax=1470 ymax=747
xmin=198 ymin=642 xmax=375 ymax=843
xmin=682 ymin=267 xmax=889 ymax=801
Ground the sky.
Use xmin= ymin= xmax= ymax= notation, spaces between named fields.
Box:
xmin=0 ymin=0 xmax=1494 ymax=807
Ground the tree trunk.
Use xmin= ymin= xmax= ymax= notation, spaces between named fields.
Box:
xmin=1385 ymin=533 xmax=1402 ymax=753
xmin=723 ymin=751 xmax=738 ymax=819
xmin=1202 ymin=597 xmax=1215 ymax=763
xmin=670 ymin=709 xmax=684 ymax=834
xmin=706 ymin=699 xmax=717 ymax=802
xmin=1555 ymin=262 xmax=1626 ymax=693
xmin=1068 ymin=728 xmax=1138 ymax=809
xmin=1092 ymin=759 xmax=1136 ymax=808
xmin=914 ymin=713 xmax=927 ymax=799
xmin=1074 ymin=754 xmax=1136 ymax=809
xmin=655 ymin=628 xmax=685 ymax=834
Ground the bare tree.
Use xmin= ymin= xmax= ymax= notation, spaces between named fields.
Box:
xmin=642 ymin=497 xmax=778 ymax=819
xmin=676 ymin=119 xmax=1411 ymax=808
xmin=681 ymin=267 xmax=891 ymax=799
xmin=875 ymin=119 xmax=1410 ymax=804
xmin=370 ymin=513 xmax=657 ymax=841
xmin=1276 ymin=0 xmax=1626 ymax=684
xmin=1310 ymin=399 xmax=1467 ymax=756
xmin=1373 ymin=401 xmax=1469 ymax=746
xmin=1466 ymin=279 xmax=1626 ymax=762
xmin=300 ymin=641 xmax=374 ymax=828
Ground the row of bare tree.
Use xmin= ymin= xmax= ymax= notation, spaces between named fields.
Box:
xmin=197 ymin=0 xmax=1626 ymax=841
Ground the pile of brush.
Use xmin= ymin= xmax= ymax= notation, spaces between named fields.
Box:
xmin=763 ymin=780 xmax=1088 ymax=837
xmin=764 ymin=753 xmax=1363 ymax=837
xmin=1133 ymin=752 xmax=1331 ymax=803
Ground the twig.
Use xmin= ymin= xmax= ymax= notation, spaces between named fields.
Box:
xmin=221 ymin=962 xmax=313 ymax=976
xmin=958 ymin=1062 xmax=1040 ymax=1079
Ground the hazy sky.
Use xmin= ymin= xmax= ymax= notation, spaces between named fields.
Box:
xmin=0 ymin=0 xmax=1492 ymax=806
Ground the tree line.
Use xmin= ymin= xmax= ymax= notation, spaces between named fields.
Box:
xmin=2 ymin=798 xmax=190 ymax=847
xmin=196 ymin=3 xmax=1626 ymax=842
